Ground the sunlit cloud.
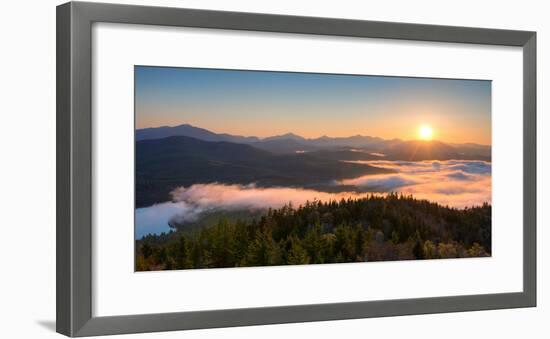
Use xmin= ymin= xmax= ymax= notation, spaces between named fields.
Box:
xmin=135 ymin=160 xmax=491 ymax=238
xmin=170 ymin=183 xmax=371 ymax=211
xmin=136 ymin=184 xmax=375 ymax=239
xmin=337 ymin=160 xmax=491 ymax=208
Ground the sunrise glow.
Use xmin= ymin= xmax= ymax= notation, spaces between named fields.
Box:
xmin=135 ymin=67 xmax=492 ymax=144
xmin=418 ymin=125 xmax=434 ymax=140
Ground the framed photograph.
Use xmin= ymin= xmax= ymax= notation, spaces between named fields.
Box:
xmin=56 ymin=1 xmax=537 ymax=337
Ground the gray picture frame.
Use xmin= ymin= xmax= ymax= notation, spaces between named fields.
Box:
xmin=56 ymin=1 xmax=537 ymax=337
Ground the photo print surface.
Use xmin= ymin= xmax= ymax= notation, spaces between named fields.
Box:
xmin=134 ymin=66 xmax=492 ymax=271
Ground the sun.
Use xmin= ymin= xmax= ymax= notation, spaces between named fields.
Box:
xmin=418 ymin=124 xmax=433 ymax=140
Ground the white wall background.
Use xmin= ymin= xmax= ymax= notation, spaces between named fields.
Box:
xmin=0 ymin=0 xmax=547 ymax=338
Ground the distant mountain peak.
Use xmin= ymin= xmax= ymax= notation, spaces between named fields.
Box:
xmin=262 ymin=132 xmax=305 ymax=142
xmin=135 ymin=123 xmax=260 ymax=143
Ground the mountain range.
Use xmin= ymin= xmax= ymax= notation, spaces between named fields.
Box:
xmin=136 ymin=123 xmax=491 ymax=159
xmin=135 ymin=123 xmax=491 ymax=207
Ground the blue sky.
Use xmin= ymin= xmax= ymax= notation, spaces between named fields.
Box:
xmin=135 ymin=66 xmax=491 ymax=144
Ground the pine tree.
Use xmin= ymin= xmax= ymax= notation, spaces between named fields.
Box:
xmin=286 ymin=236 xmax=310 ymax=265
xmin=246 ymin=227 xmax=281 ymax=266
xmin=175 ymin=236 xmax=193 ymax=269
xmin=303 ymin=223 xmax=325 ymax=264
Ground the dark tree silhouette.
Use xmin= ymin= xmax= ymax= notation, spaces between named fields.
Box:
xmin=136 ymin=194 xmax=491 ymax=271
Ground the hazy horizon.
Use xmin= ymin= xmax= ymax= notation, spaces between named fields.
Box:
xmin=135 ymin=66 xmax=492 ymax=145
xmin=136 ymin=121 xmax=492 ymax=146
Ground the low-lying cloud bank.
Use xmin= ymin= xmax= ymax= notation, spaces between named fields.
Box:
xmin=136 ymin=184 xmax=374 ymax=238
xmin=170 ymin=183 xmax=372 ymax=212
xmin=337 ymin=160 xmax=491 ymax=208
xmin=135 ymin=160 xmax=491 ymax=238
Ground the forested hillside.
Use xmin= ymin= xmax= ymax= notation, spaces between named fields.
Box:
xmin=135 ymin=135 xmax=392 ymax=207
xmin=135 ymin=193 xmax=491 ymax=271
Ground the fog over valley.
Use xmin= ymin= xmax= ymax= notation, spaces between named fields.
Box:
xmin=135 ymin=125 xmax=491 ymax=239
